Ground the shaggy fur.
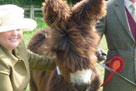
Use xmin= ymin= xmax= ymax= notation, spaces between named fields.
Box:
xmin=28 ymin=0 xmax=106 ymax=91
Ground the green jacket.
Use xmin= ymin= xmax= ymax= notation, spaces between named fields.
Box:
xmin=0 ymin=40 xmax=55 ymax=91
xmin=96 ymin=0 xmax=136 ymax=91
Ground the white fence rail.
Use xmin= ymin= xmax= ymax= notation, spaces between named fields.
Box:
xmin=23 ymin=5 xmax=42 ymax=19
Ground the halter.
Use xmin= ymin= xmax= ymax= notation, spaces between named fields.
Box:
xmin=56 ymin=65 xmax=61 ymax=75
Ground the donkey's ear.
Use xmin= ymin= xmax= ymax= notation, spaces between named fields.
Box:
xmin=43 ymin=0 xmax=71 ymax=28
xmin=71 ymin=0 xmax=106 ymax=25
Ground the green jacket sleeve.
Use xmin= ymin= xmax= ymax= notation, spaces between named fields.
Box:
xmin=96 ymin=17 xmax=106 ymax=36
xmin=27 ymin=49 xmax=56 ymax=71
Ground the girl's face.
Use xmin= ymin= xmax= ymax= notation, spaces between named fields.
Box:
xmin=0 ymin=29 xmax=23 ymax=51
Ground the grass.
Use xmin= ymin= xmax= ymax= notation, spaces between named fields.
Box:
xmin=23 ymin=18 xmax=108 ymax=91
xmin=23 ymin=18 xmax=49 ymax=45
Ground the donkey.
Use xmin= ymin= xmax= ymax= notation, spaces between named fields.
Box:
xmin=28 ymin=0 xmax=106 ymax=91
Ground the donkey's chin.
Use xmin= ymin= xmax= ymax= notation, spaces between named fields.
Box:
xmin=70 ymin=69 xmax=93 ymax=91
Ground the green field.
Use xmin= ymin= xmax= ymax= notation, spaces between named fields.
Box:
xmin=23 ymin=18 xmax=108 ymax=91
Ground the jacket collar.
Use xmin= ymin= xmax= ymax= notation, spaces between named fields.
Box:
xmin=113 ymin=0 xmax=135 ymax=41
xmin=0 ymin=43 xmax=22 ymax=65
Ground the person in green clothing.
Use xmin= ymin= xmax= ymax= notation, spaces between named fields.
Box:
xmin=96 ymin=0 xmax=136 ymax=90
xmin=0 ymin=4 xmax=56 ymax=91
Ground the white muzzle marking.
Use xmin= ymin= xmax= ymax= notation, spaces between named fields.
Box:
xmin=70 ymin=69 xmax=93 ymax=85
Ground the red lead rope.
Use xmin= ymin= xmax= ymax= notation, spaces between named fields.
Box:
xmin=101 ymin=56 xmax=124 ymax=87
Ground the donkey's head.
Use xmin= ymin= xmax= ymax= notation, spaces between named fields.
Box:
xmin=43 ymin=0 xmax=106 ymax=90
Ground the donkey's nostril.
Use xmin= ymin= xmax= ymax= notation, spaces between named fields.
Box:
xmin=73 ymin=84 xmax=89 ymax=91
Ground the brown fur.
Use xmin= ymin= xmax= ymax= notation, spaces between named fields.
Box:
xmin=28 ymin=0 xmax=106 ymax=91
